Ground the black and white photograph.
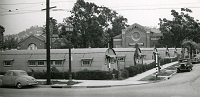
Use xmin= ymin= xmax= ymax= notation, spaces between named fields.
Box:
xmin=0 ymin=0 xmax=200 ymax=97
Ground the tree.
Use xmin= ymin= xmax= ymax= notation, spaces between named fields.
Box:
xmin=4 ymin=36 xmax=18 ymax=50
xmin=182 ymin=39 xmax=199 ymax=59
xmin=42 ymin=17 xmax=59 ymax=35
xmin=0 ymin=25 xmax=5 ymax=50
xmin=159 ymin=8 xmax=200 ymax=48
xmin=62 ymin=0 xmax=128 ymax=48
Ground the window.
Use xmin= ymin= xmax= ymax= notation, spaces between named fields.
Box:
xmin=81 ymin=58 xmax=93 ymax=67
xmin=38 ymin=61 xmax=45 ymax=66
xmin=82 ymin=60 xmax=91 ymax=66
xmin=117 ymin=57 xmax=125 ymax=62
xmin=28 ymin=43 xmax=37 ymax=50
xmin=29 ymin=61 xmax=36 ymax=66
xmin=3 ymin=60 xmax=14 ymax=67
xmin=81 ymin=60 xmax=92 ymax=67
xmin=116 ymin=45 xmax=121 ymax=48
xmin=55 ymin=60 xmax=63 ymax=66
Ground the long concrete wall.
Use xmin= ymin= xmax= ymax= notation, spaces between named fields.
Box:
xmin=0 ymin=48 xmax=184 ymax=72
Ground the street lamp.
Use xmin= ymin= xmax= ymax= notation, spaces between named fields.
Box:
xmin=65 ymin=24 xmax=73 ymax=84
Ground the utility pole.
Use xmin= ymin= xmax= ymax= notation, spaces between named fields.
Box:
xmin=46 ymin=0 xmax=51 ymax=85
xmin=43 ymin=0 xmax=56 ymax=85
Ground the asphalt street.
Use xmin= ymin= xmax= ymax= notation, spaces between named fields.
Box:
xmin=1 ymin=64 xmax=200 ymax=97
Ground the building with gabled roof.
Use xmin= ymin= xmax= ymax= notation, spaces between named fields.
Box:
xmin=113 ymin=23 xmax=162 ymax=48
xmin=18 ymin=34 xmax=46 ymax=50
xmin=17 ymin=34 xmax=64 ymax=50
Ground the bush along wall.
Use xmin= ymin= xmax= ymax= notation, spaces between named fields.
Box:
xmin=0 ymin=72 xmax=5 ymax=75
xmin=28 ymin=57 xmax=178 ymax=80
xmin=74 ymin=70 xmax=113 ymax=80
xmin=125 ymin=57 xmax=178 ymax=77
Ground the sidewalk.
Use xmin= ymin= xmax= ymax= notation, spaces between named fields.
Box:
xmin=39 ymin=61 xmax=178 ymax=88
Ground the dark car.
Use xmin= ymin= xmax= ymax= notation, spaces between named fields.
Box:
xmin=177 ymin=59 xmax=193 ymax=73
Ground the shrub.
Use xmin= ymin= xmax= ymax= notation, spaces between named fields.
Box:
xmin=120 ymin=69 xmax=129 ymax=79
xmin=0 ymin=72 xmax=5 ymax=75
xmin=125 ymin=57 xmax=178 ymax=77
xmin=74 ymin=70 xmax=112 ymax=80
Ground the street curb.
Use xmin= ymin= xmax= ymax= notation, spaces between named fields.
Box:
xmin=51 ymin=85 xmax=112 ymax=88
xmin=50 ymin=82 xmax=151 ymax=88
xmin=36 ymin=85 xmax=52 ymax=88
xmin=163 ymin=71 xmax=177 ymax=81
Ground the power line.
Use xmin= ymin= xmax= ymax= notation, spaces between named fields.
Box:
xmin=110 ymin=2 xmax=200 ymax=8
xmin=0 ymin=6 xmax=200 ymax=16
xmin=0 ymin=0 xmax=76 ymax=5
xmin=0 ymin=0 xmax=97 ymax=5
xmin=115 ymin=6 xmax=200 ymax=11
xmin=0 ymin=10 xmax=43 ymax=16
xmin=0 ymin=6 xmax=10 ymax=11
xmin=0 ymin=9 xmax=71 ymax=16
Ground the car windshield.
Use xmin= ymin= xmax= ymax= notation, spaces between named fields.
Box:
xmin=20 ymin=72 xmax=28 ymax=75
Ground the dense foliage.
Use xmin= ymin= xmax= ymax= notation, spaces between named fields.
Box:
xmin=159 ymin=8 xmax=200 ymax=48
xmin=60 ymin=0 xmax=128 ymax=48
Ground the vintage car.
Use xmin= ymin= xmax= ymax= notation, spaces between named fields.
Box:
xmin=0 ymin=70 xmax=37 ymax=89
xmin=192 ymin=54 xmax=200 ymax=64
xmin=177 ymin=59 xmax=193 ymax=73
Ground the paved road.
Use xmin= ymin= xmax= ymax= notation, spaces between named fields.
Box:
xmin=1 ymin=64 xmax=200 ymax=97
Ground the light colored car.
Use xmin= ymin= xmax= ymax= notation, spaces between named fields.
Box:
xmin=1 ymin=70 xmax=37 ymax=89
xmin=192 ymin=54 xmax=200 ymax=64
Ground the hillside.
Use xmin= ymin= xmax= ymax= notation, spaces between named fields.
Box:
xmin=4 ymin=25 xmax=44 ymax=41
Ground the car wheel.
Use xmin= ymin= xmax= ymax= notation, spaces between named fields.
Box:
xmin=16 ymin=82 xmax=22 ymax=89
xmin=177 ymin=69 xmax=180 ymax=73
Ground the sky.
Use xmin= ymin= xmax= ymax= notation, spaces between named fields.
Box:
xmin=0 ymin=0 xmax=200 ymax=35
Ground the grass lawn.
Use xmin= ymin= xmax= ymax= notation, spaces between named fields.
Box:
xmin=139 ymin=63 xmax=178 ymax=82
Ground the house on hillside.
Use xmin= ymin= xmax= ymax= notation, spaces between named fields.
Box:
xmin=113 ymin=23 xmax=163 ymax=48
xmin=0 ymin=48 xmax=118 ymax=72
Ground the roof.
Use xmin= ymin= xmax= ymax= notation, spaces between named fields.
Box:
xmin=124 ymin=23 xmax=148 ymax=32
xmin=113 ymin=34 xmax=122 ymax=39
xmin=113 ymin=23 xmax=162 ymax=38
xmin=18 ymin=34 xmax=45 ymax=44
xmin=0 ymin=48 xmax=114 ymax=55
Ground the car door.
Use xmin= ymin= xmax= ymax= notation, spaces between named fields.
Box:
xmin=11 ymin=72 xmax=18 ymax=85
xmin=2 ymin=71 xmax=12 ymax=85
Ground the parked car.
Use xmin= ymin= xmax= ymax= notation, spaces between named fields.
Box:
xmin=177 ymin=59 xmax=193 ymax=73
xmin=192 ymin=54 xmax=200 ymax=64
xmin=0 ymin=70 xmax=37 ymax=89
